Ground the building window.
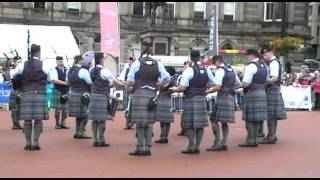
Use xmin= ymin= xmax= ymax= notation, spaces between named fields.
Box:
xmin=33 ymin=2 xmax=46 ymax=15
xmin=223 ymin=2 xmax=235 ymax=21
xmin=155 ymin=43 xmax=167 ymax=55
xmin=133 ymin=2 xmax=144 ymax=16
xmin=318 ymin=5 xmax=320 ymax=16
xmin=164 ymin=2 xmax=175 ymax=18
xmin=67 ymin=2 xmax=81 ymax=16
xmin=309 ymin=5 xmax=313 ymax=16
xmin=317 ymin=26 xmax=320 ymax=37
xmin=264 ymin=2 xmax=282 ymax=21
xmin=194 ymin=2 xmax=206 ymax=19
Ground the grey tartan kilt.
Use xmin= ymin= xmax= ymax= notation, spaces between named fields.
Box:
xmin=130 ymin=88 xmax=156 ymax=126
xmin=18 ymin=91 xmax=49 ymax=121
xmin=210 ymin=94 xmax=236 ymax=123
xmin=68 ymin=92 xmax=88 ymax=118
xmin=182 ymin=96 xmax=209 ymax=129
xmin=266 ymin=86 xmax=287 ymax=120
xmin=88 ymin=93 xmax=110 ymax=122
xmin=155 ymin=96 xmax=174 ymax=123
xmin=51 ymin=89 xmax=69 ymax=111
xmin=9 ymin=90 xmax=20 ymax=112
xmin=242 ymin=90 xmax=268 ymax=122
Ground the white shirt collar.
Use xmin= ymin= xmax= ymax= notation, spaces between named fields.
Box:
xmin=76 ymin=64 xmax=82 ymax=68
xmin=32 ymin=56 xmax=40 ymax=60
xmin=96 ymin=64 xmax=103 ymax=68
xmin=252 ymin=58 xmax=260 ymax=62
xmin=270 ymin=56 xmax=277 ymax=61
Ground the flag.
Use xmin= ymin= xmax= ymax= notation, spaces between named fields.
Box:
xmin=208 ymin=2 xmax=219 ymax=56
xmin=100 ymin=2 xmax=120 ymax=57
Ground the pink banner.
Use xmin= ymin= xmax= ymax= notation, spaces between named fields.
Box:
xmin=100 ymin=2 xmax=119 ymax=57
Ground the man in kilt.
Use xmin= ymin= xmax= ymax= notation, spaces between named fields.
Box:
xmin=260 ymin=45 xmax=287 ymax=144
xmin=118 ymin=56 xmax=135 ymax=130
xmin=9 ymin=56 xmax=23 ymax=130
xmin=68 ymin=55 xmax=92 ymax=139
xmin=88 ymin=52 xmax=114 ymax=147
xmin=126 ymin=42 xmax=170 ymax=156
xmin=12 ymin=44 xmax=51 ymax=151
xmin=171 ymin=50 xmax=215 ymax=154
xmin=238 ymin=49 xmax=268 ymax=148
xmin=51 ymin=56 xmax=70 ymax=129
xmin=154 ymin=66 xmax=176 ymax=144
xmin=206 ymin=55 xmax=241 ymax=151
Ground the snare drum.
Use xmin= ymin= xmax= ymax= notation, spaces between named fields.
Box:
xmin=206 ymin=93 xmax=216 ymax=113
xmin=170 ymin=92 xmax=184 ymax=112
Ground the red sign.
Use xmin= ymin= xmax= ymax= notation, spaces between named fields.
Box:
xmin=100 ymin=2 xmax=119 ymax=57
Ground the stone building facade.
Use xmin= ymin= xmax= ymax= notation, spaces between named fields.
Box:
xmin=0 ymin=2 xmax=311 ymax=64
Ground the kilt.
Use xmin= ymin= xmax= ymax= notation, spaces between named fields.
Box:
xmin=18 ymin=91 xmax=49 ymax=121
xmin=182 ymin=96 xmax=209 ymax=129
xmin=210 ymin=94 xmax=236 ymax=123
xmin=51 ymin=89 xmax=69 ymax=111
xmin=155 ymin=96 xmax=174 ymax=123
xmin=242 ymin=90 xmax=268 ymax=122
xmin=9 ymin=90 xmax=20 ymax=112
xmin=88 ymin=93 xmax=110 ymax=121
xmin=68 ymin=92 xmax=89 ymax=118
xmin=266 ymin=86 xmax=287 ymax=120
xmin=130 ymin=88 xmax=156 ymax=127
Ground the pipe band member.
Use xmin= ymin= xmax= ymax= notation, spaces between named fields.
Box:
xmin=260 ymin=45 xmax=287 ymax=144
xmin=67 ymin=55 xmax=92 ymax=139
xmin=206 ymin=55 xmax=241 ymax=152
xmin=12 ymin=44 xmax=51 ymax=151
xmin=238 ymin=49 xmax=268 ymax=148
xmin=171 ymin=50 xmax=215 ymax=154
xmin=51 ymin=56 xmax=70 ymax=129
xmin=88 ymin=52 xmax=114 ymax=147
xmin=126 ymin=41 xmax=170 ymax=156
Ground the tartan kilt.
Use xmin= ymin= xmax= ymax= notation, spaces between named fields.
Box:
xmin=88 ymin=93 xmax=110 ymax=121
xmin=155 ymin=96 xmax=174 ymax=123
xmin=68 ymin=92 xmax=89 ymax=118
xmin=18 ymin=91 xmax=49 ymax=121
xmin=51 ymin=89 xmax=69 ymax=111
xmin=182 ymin=96 xmax=209 ymax=129
xmin=9 ymin=90 xmax=20 ymax=111
xmin=266 ymin=86 xmax=287 ymax=120
xmin=210 ymin=94 xmax=236 ymax=123
xmin=130 ymin=88 xmax=156 ymax=126
xmin=242 ymin=90 xmax=268 ymax=122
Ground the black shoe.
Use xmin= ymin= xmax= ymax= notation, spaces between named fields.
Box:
xmin=93 ymin=142 xmax=99 ymax=147
xmin=31 ymin=145 xmax=41 ymax=151
xmin=238 ymin=143 xmax=258 ymax=147
xmin=155 ymin=139 xmax=168 ymax=144
xmin=181 ymin=149 xmax=196 ymax=154
xmin=206 ymin=145 xmax=225 ymax=151
xmin=129 ymin=149 xmax=145 ymax=156
xmin=77 ymin=134 xmax=92 ymax=139
xmin=124 ymin=127 xmax=134 ymax=130
xmin=55 ymin=125 xmax=62 ymax=129
xmin=60 ymin=125 xmax=69 ymax=129
xmin=73 ymin=134 xmax=80 ymax=139
xmin=98 ymin=142 xmax=110 ymax=147
xmin=144 ymin=150 xmax=152 ymax=156
xmin=260 ymin=137 xmax=277 ymax=144
xmin=24 ymin=145 xmax=32 ymax=151
xmin=12 ymin=126 xmax=23 ymax=130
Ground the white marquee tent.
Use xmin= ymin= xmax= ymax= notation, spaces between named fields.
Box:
xmin=0 ymin=24 xmax=80 ymax=68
